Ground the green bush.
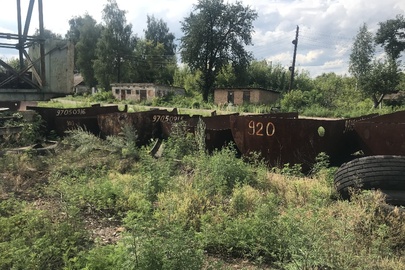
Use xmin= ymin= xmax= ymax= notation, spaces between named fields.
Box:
xmin=89 ymin=91 xmax=116 ymax=103
xmin=3 ymin=99 xmax=405 ymax=269
xmin=192 ymin=146 xmax=257 ymax=196
xmin=271 ymin=191 xmax=405 ymax=270
xmin=280 ymin=90 xmax=310 ymax=112
xmin=0 ymin=199 xmax=88 ymax=270
xmin=122 ymin=216 xmax=204 ymax=270
xmin=133 ymin=226 xmax=203 ymax=270
xmin=200 ymin=192 xmax=280 ymax=263
xmin=163 ymin=122 xmax=198 ymax=159
xmin=76 ymin=243 xmax=130 ymax=270
xmin=0 ymin=111 xmax=44 ymax=147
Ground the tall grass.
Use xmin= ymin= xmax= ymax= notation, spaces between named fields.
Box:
xmin=1 ymin=126 xmax=405 ymax=269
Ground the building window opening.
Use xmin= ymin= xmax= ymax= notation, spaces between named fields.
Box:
xmin=227 ymin=91 xmax=234 ymax=104
xmin=243 ymin=91 xmax=250 ymax=103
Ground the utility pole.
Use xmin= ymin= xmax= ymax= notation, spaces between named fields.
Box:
xmin=289 ymin=25 xmax=299 ymax=91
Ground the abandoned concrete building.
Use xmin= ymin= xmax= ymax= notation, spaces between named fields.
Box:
xmin=73 ymin=74 xmax=89 ymax=95
xmin=111 ymin=83 xmax=185 ymax=102
xmin=214 ymin=87 xmax=280 ymax=106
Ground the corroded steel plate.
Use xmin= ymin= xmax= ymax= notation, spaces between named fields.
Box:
xmin=98 ymin=108 xmax=186 ymax=146
xmin=27 ymin=104 xmax=126 ymax=137
xmin=230 ymin=114 xmax=364 ymax=170
xmin=354 ymin=110 xmax=405 ymax=156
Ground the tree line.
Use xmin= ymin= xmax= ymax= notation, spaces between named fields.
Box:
xmin=66 ymin=0 xmax=263 ymax=102
xmin=34 ymin=0 xmax=405 ymax=104
xmin=349 ymin=14 xmax=405 ymax=108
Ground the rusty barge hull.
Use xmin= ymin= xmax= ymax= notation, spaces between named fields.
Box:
xmin=25 ymin=103 xmax=405 ymax=170
xmin=160 ymin=113 xmax=239 ymax=152
xmin=97 ymin=108 xmax=195 ymax=146
xmin=27 ymin=104 xmax=126 ymax=137
xmin=354 ymin=110 xmax=405 ymax=156
xmin=229 ymin=114 xmax=367 ymax=170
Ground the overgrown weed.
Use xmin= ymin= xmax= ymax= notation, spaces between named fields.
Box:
xmin=2 ymin=127 xmax=405 ymax=269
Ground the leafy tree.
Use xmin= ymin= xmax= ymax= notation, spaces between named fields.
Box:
xmin=349 ymin=24 xmax=376 ymax=104
xmin=132 ymin=39 xmax=176 ymax=84
xmin=312 ymin=73 xmax=356 ymax=109
xmin=375 ymin=14 xmax=405 ymax=60
xmin=280 ymin=89 xmax=310 ymax=112
xmin=349 ymin=23 xmax=375 ymax=85
xmin=34 ymin=28 xmax=62 ymax=39
xmin=350 ymin=23 xmax=401 ymax=108
xmin=173 ymin=65 xmax=202 ymax=95
xmin=216 ymin=60 xmax=292 ymax=92
xmin=93 ymin=0 xmax=136 ymax=90
xmin=4 ymin=57 xmax=20 ymax=70
xmin=294 ymin=70 xmax=314 ymax=92
xmin=70 ymin=14 xmax=101 ymax=88
xmin=66 ymin=16 xmax=87 ymax=45
xmin=180 ymin=0 xmax=258 ymax=101
xmin=247 ymin=60 xmax=270 ymax=88
xmin=216 ymin=64 xmax=238 ymax=87
xmin=399 ymin=72 xmax=405 ymax=91
xmin=66 ymin=15 xmax=88 ymax=70
xmin=363 ymin=58 xmax=400 ymax=108
xmin=144 ymin=15 xmax=176 ymax=56
xmin=132 ymin=16 xmax=178 ymax=84
xmin=245 ymin=60 xmax=290 ymax=91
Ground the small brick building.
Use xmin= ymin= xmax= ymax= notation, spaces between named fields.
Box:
xmin=214 ymin=87 xmax=280 ymax=106
xmin=111 ymin=83 xmax=185 ymax=102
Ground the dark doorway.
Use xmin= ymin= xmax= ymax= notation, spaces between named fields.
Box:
xmin=227 ymin=91 xmax=234 ymax=104
xmin=140 ymin=90 xmax=147 ymax=101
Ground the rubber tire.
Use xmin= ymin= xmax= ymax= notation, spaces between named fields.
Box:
xmin=379 ymin=190 xmax=405 ymax=207
xmin=334 ymin=155 xmax=405 ymax=203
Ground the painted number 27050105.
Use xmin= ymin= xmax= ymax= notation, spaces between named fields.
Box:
xmin=248 ymin=120 xmax=275 ymax=136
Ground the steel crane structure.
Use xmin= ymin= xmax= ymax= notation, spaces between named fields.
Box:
xmin=0 ymin=0 xmax=74 ymax=102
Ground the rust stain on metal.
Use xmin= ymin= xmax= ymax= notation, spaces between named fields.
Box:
xmin=27 ymin=104 xmax=126 ymax=137
xmin=161 ymin=113 xmax=238 ymax=152
xmin=230 ymin=114 xmax=369 ymax=171
xmin=24 ymin=103 xmax=405 ymax=171
xmin=354 ymin=110 xmax=405 ymax=156
xmin=97 ymin=108 xmax=184 ymax=146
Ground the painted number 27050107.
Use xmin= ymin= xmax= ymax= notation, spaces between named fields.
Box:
xmin=248 ymin=120 xmax=275 ymax=136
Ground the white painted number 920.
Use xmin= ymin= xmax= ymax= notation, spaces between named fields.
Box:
xmin=248 ymin=120 xmax=275 ymax=136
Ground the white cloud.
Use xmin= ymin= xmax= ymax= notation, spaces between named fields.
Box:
xmin=297 ymin=49 xmax=325 ymax=65
xmin=265 ymin=52 xmax=291 ymax=65
xmin=1 ymin=0 xmax=404 ymax=77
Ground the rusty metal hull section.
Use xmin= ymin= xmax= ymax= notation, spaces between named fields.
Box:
xmin=97 ymin=109 xmax=186 ymax=146
xmin=195 ymin=114 xmax=238 ymax=152
xmin=161 ymin=114 xmax=239 ymax=152
xmin=230 ymin=114 xmax=366 ymax=169
xmin=27 ymin=104 xmax=125 ymax=136
xmin=354 ymin=110 xmax=405 ymax=156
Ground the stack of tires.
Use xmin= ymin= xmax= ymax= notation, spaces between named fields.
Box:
xmin=334 ymin=155 xmax=405 ymax=206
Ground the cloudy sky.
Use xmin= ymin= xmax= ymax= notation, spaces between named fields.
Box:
xmin=1 ymin=0 xmax=404 ymax=77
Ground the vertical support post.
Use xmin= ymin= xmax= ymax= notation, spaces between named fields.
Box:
xmin=38 ymin=0 xmax=46 ymax=86
xmin=17 ymin=0 xmax=24 ymax=70
xmin=289 ymin=25 xmax=299 ymax=91
xmin=23 ymin=0 xmax=35 ymax=38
